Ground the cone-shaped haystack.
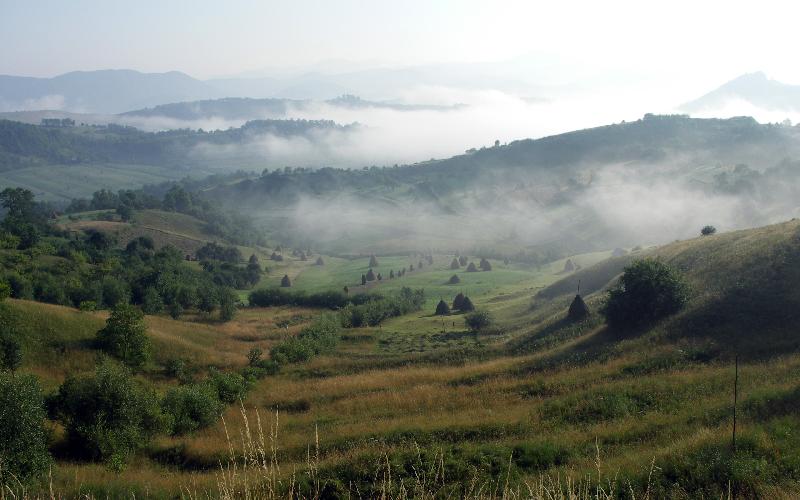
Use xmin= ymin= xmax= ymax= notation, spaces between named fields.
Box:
xmin=568 ymin=294 xmax=589 ymax=320
xmin=564 ymin=259 xmax=575 ymax=272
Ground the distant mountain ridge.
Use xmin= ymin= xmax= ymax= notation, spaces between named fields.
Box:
xmin=0 ymin=66 xmax=479 ymax=115
xmin=682 ymin=72 xmax=800 ymax=113
xmin=0 ymin=69 xmax=220 ymax=114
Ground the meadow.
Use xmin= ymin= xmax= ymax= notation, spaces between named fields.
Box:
xmin=5 ymin=219 xmax=800 ymax=497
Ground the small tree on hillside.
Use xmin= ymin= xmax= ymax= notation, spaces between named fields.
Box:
xmin=466 ymin=262 xmax=478 ymax=272
xmin=218 ymin=287 xmax=237 ymax=321
xmin=369 ymin=255 xmax=379 ymax=267
xmin=479 ymin=258 xmax=492 ymax=271
xmin=366 ymin=269 xmax=376 ymax=281
xmin=465 ymin=310 xmax=491 ymax=332
xmin=343 ymin=286 xmax=349 ymax=294
xmin=701 ymin=225 xmax=717 ymax=236
xmin=96 ymin=304 xmax=151 ymax=369
xmin=450 ymin=258 xmax=460 ymax=270
xmin=377 ymin=273 xmax=383 ymax=281
xmin=448 ymin=274 xmax=460 ymax=284
xmin=0 ymin=373 xmax=52 ymax=483
xmin=602 ymin=258 xmax=689 ymax=330
xmin=280 ymin=274 xmax=292 ymax=287
xmin=435 ymin=299 xmax=450 ymax=315
xmin=389 ymin=270 xmax=395 ymax=279
xmin=418 ymin=260 xmax=424 ymax=269
xmin=409 ymin=264 xmax=415 ymax=272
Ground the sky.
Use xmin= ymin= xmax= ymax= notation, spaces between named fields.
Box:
xmin=2 ymin=0 xmax=800 ymax=89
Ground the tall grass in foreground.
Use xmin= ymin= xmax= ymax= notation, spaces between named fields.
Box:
xmin=191 ymin=407 xmax=722 ymax=500
xmin=2 ymin=406 xmax=740 ymax=499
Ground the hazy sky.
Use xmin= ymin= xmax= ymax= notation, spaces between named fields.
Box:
xmin=2 ymin=0 xmax=800 ymax=87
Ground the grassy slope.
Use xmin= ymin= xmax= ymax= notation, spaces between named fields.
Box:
xmin=12 ymin=220 xmax=800 ymax=497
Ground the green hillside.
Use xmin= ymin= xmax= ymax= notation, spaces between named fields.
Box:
xmin=3 ymin=217 xmax=800 ymax=497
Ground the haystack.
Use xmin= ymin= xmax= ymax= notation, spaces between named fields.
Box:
xmin=568 ymin=294 xmax=589 ymax=320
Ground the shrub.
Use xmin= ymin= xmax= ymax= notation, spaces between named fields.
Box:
xmin=162 ymin=384 xmax=223 ymax=435
xmin=0 ymin=373 xmax=52 ymax=483
xmin=602 ymin=258 xmax=690 ymax=329
xmin=701 ymin=225 xmax=717 ymax=236
xmin=512 ymin=442 xmax=571 ymax=471
xmin=465 ymin=310 xmax=492 ymax=332
xmin=208 ymin=370 xmax=249 ymax=404
xmin=0 ymin=280 xmax=9 ymax=300
xmin=96 ymin=304 xmax=151 ymax=369
xmin=79 ymin=300 xmax=97 ymax=311
xmin=50 ymin=360 xmax=166 ymax=466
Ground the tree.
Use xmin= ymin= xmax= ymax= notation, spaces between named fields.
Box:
xmin=458 ymin=256 xmax=468 ymax=266
xmin=96 ymin=304 xmax=151 ymax=369
xmin=142 ymin=287 xmax=164 ymax=314
xmin=460 ymin=296 xmax=475 ymax=312
xmin=369 ymin=255 xmax=379 ymax=267
xmin=366 ymin=268 xmax=376 ymax=281
xmin=0 ymin=373 xmax=51 ymax=483
xmin=197 ymin=286 xmax=218 ymax=314
xmin=344 ymin=286 xmax=349 ymax=294
xmin=465 ymin=310 xmax=492 ymax=332
xmin=218 ymin=287 xmax=237 ymax=321
xmin=377 ymin=273 xmax=383 ymax=281
xmin=281 ymin=274 xmax=292 ymax=287
xmin=448 ymin=274 xmax=460 ymax=284
xmin=435 ymin=299 xmax=450 ymax=316
xmin=246 ymin=255 xmax=262 ymax=286
xmin=602 ymin=258 xmax=690 ymax=330
xmin=701 ymin=225 xmax=717 ymax=236
xmin=409 ymin=264 xmax=415 ymax=271
xmin=479 ymin=258 xmax=492 ymax=271
xmin=361 ymin=274 xmax=367 ymax=285
xmin=453 ymin=292 xmax=466 ymax=310
xmin=466 ymin=262 xmax=478 ymax=272
xmin=0 ymin=297 xmax=22 ymax=371
xmin=418 ymin=260 xmax=424 ymax=269
xmin=51 ymin=360 xmax=166 ymax=467
xmin=389 ymin=270 xmax=395 ymax=279
xmin=450 ymin=258 xmax=460 ymax=270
